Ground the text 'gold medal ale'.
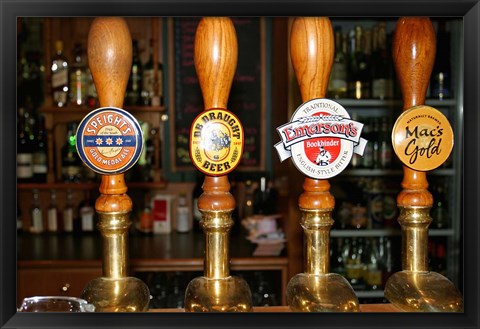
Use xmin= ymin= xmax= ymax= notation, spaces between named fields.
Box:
xmin=384 ymin=17 xmax=463 ymax=312
xmin=184 ymin=17 xmax=253 ymax=312
xmin=79 ymin=17 xmax=150 ymax=312
xmin=285 ymin=17 xmax=359 ymax=312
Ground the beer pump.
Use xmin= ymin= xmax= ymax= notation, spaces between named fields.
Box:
xmin=184 ymin=17 xmax=253 ymax=312
xmin=76 ymin=17 xmax=150 ymax=312
xmin=385 ymin=17 xmax=463 ymax=312
xmin=284 ymin=17 xmax=360 ymax=312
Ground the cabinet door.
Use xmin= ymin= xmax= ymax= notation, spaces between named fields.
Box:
xmin=17 ymin=267 xmax=102 ymax=306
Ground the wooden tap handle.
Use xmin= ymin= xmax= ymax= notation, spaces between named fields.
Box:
xmin=290 ymin=17 xmax=334 ymax=102
xmin=290 ymin=17 xmax=335 ymax=211
xmin=194 ymin=17 xmax=238 ymax=110
xmin=393 ymin=17 xmax=435 ymax=207
xmin=393 ymin=17 xmax=436 ymax=110
xmin=194 ymin=17 xmax=238 ymax=212
xmin=88 ymin=17 xmax=132 ymax=109
xmin=87 ymin=17 xmax=133 ymax=210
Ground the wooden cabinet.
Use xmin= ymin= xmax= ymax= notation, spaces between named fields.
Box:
xmin=17 ymin=261 xmax=102 ymax=306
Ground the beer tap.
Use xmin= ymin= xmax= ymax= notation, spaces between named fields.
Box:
xmin=77 ymin=17 xmax=150 ymax=312
xmin=384 ymin=17 xmax=463 ymax=312
xmin=184 ymin=17 xmax=253 ymax=312
xmin=285 ymin=17 xmax=359 ymax=312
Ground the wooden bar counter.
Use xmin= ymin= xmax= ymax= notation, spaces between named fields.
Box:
xmin=150 ymin=305 xmax=401 ymax=312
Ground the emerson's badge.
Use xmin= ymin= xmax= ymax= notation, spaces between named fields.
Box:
xmin=76 ymin=107 xmax=143 ymax=175
xmin=190 ymin=108 xmax=244 ymax=176
xmin=275 ymin=98 xmax=367 ymax=179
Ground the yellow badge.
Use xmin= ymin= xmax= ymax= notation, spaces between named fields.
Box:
xmin=190 ymin=108 xmax=244 ymax=176
xmin=392 ymin=105 xmax=454 ymax=171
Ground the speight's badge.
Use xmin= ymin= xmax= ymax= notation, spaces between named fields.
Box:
xmin=275 ymin=98 xmax=367 ymax=179
xmin=190 ymin=108 xmax=244 ymax=176
xmin=76 ymin=107 xmax=143 ymax=175
xmin=392 ymin=105 xmax=453 ymax=171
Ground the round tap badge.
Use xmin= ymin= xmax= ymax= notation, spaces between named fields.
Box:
xmin=190 ymin=108 xmax=244 ymax=176
xmin=392 ymin=105 xmax=453 ymax=171
xmin=275 ymin=98 xmax=366 ymax=180
xmin=76 ymin=107 xmax=143 ymax=175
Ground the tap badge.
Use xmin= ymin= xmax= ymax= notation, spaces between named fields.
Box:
xmin=275 ymin=98 xmax=367 ymax=179
xmin=76 ymin=107 xmax=143 ymax=175
xmin=190 ymin=108 xmax=244 ymax=176
xmin=392 ymin=105 xmax=453 ymax=171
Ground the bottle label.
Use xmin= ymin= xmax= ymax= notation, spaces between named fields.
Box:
xmin=392 ymin=105 xmax=453 ymax=171
xmin=52 ymin=70 xmax=68 ymax=88
xmin=63 ymin=208 xmax=74 ymax=232
xmin=47 ymin=209 xmax=58 ymax=232
xmin=17 ymin=153 xmax=33 ymax=178
xmin=190 ymin=108 xmax=244 ymax=176
xmin=81 ymin=208 xmax=94 ymax=231
xmin=275 ymin=98 xmax=368 ymax=179
xmin=372 ymin=79 xmax=387 ymax=99
xmin=76 ymin=107 xmax=144 ymax=175
xmin=33 ymin=152 xmax=48 ymax=174
xmin=176 ymin=207 xmax=189 ymax=232
xmin=31 ymin=209 xmax=43 ymax=233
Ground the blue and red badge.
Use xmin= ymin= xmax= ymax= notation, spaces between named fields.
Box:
xmin=76 ymin=107 xmax=143 ymax=175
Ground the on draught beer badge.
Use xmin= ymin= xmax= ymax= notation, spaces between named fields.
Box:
xmin=190 ymin=108 xmax=244 ymax=176
xmin=275 ymin=98 xmax=368 ymax=179
xmin=76 ymin=107 xmax=143 ymax=175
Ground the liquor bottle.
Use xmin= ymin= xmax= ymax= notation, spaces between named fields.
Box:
xmin=166 ymin=272 xmax=186 ymax=308
xmin=368 ymin=178 xmax=384 ymax=229
xmin=32 ymin=114 xmax=48 ymax=183
xmin=69 ymin=43 xmax=88 ymax=106
xmin=243 ymin=180 xmax=254 ymax=219
xmin=63 ymin=189 xmax=74 ymax=233
xmin=253 ymin=176 xmax=278 ymax=215
xmin=361 ymin=118 xmax=374 ymax=169
xmin=330 ymin=238 xmax=346 ymax=276
xmin=371 ymin=22 xmax=394 ymax=100
xmin=142 ymin=38 xmax=164 ymax=106
xmin=328 ymin=26 xmax=348 ymax=99
xmin=79 ymin=190 xmax=95 ymax=233
xmin=378 ymin=117 xmax=393 ymax=169
xmin=348 ymin=26 xmax=370 ymax=99
xmin=51 ymin=40 xmax=69 ymax=107
xmin=192 ymin=172 xmax=203 ymax=232
xmin=345 ymin=237 xmax=365 ymax=289
xmin=252 ymin=271 xmax=278 ymax=306
xmin=430 ymin=20 xmax=451 ymax=100
xmin=126 ymin=39 xmax=143 ymax=106
xmin=132 ymin=121 xmax=153 ymax=182
xmin=17 ymin=106 xmax=35 ymax=183
xmin=364 ymin=238 xmax=383 ymax=290
xmin=431 ymin=181 xmax=451 ymax=229
xmin=85 ymin=67 xmax=98 ymax=108
xmin=47 ymin=189 xmax=59 ymax=233
xmin=30 ymin=189 xmax=44 ymax=234
xmin=371 ymin=118 xmax=381 ymax=169
xmin=138 ymin=192 xmax=153 ymax=234
xmin=61 ymin=122 xmax=83 ymax=182
xmin=176 ymin=192 xmax=190 ymax=233
xmin=381 ymin=237 xmax=394 ymax=286
xmin=349 ymin=113 xmax=362 ymax=168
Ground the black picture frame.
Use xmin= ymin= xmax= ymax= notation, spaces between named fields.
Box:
xmin=2 ymin=0 xmax=479 ymax=328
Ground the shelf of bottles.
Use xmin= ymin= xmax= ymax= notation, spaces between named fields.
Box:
xmin=322 ymin=18 xmax=461 ymax=295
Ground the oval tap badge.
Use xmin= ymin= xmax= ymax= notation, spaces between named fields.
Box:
xmin=275 ymin=98 xmax=367 ymax=180
xmin=392 ymin=105 xmax=453 ymax=171
xmin=190 ymin=108 xmax=244 ymax=176
xmin=76 ymin=107 xmax=143 ymax=175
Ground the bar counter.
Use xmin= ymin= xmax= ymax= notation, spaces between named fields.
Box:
xmin=150 ymin=305 xmax=401 ymax=312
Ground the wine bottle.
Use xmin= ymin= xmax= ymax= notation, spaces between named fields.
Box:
xmin=126 ymin=39 xmax=143 ymax=106
xmin=17 ymin=106 xmax=35 ymax=183
xmin=142 ymin=38 xmax=163 ymax=106
xmin=79 ymin=190 xmax=95 ymax=233
xmin=69 ymin=43 xmax=88 ymax=106
xmin=32 ymin=114 xmax=48 ymax=182
xmin=192 ymin=172 xmax=203 ymax=232
xmin=430 ymin=20 xmax=451 ymax=100
xmin=51 ymin=40 xmax=69 ymax=107
xmin=30 ymin=189 xmax=44 ymax=234
xmin=63 ymin=189 xmax=75 ymax=233
xmin=176 ymin=192 xmax=190 ymax=233
xmin=61 ymin=122 xmax=83 ymax=182
xmin=328 ymin=26 xmax=348 ymax=99
xmin=47 ymin=189 xmax=59 ymax=233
